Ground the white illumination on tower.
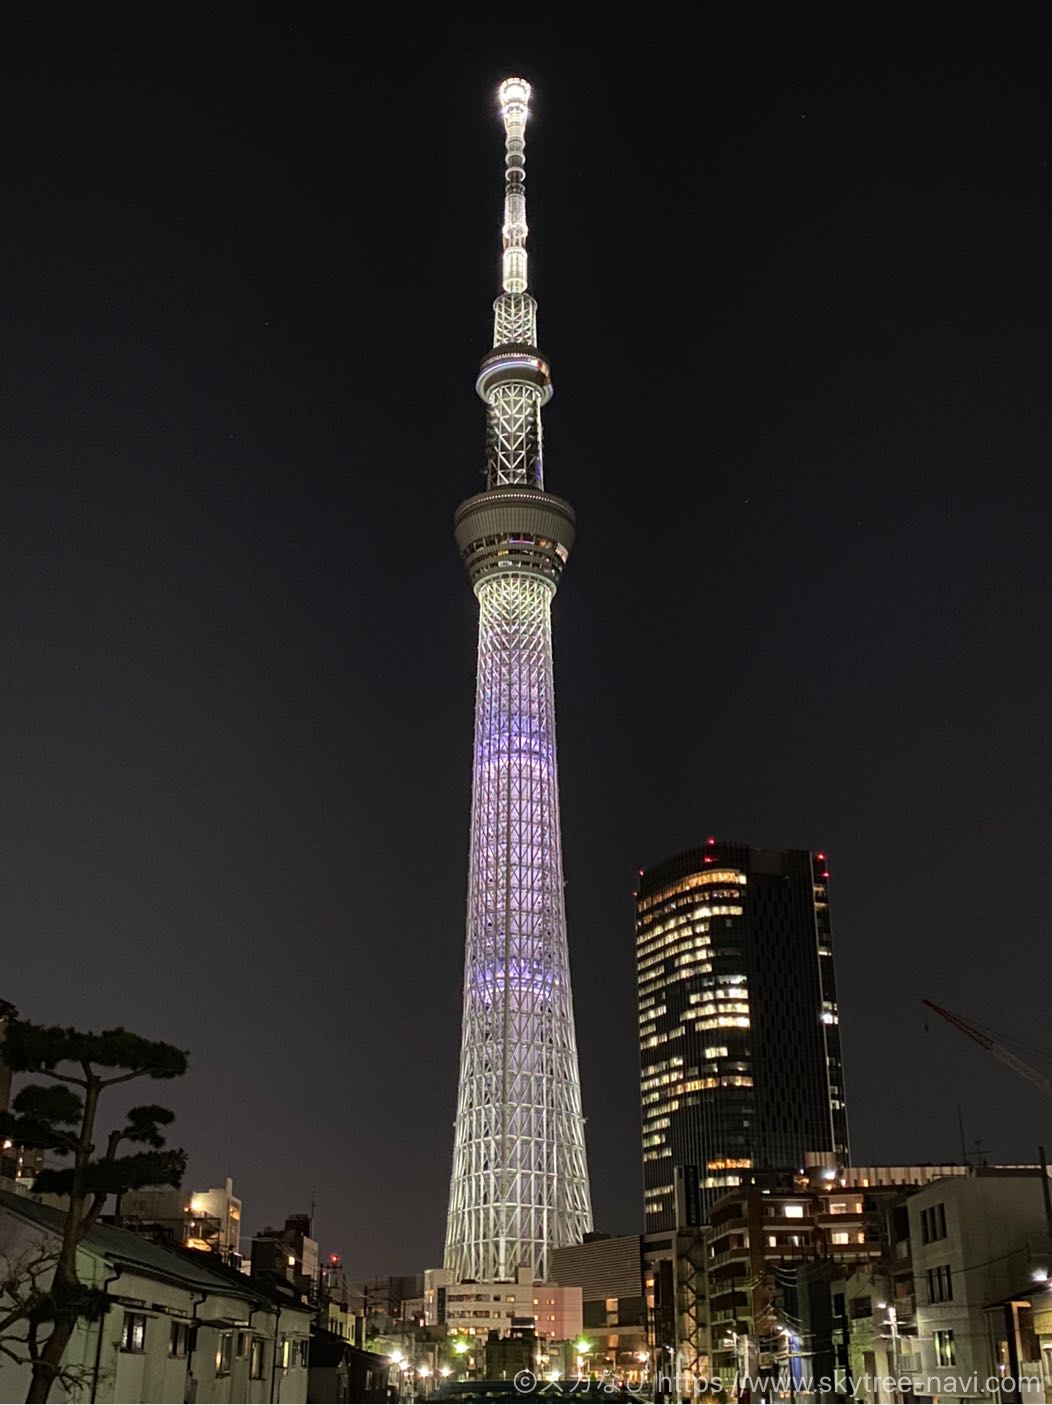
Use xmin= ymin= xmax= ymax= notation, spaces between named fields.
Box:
xmin=444 ymin=78 xmax=592 ymax=1283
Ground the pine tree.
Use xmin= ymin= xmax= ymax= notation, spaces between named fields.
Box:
xmin=0 ymin=1019 xmax=188 ymax=1404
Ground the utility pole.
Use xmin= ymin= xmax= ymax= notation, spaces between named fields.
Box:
xmin=1039 ymin=1146 xmax=1052 ymax=1259
xmin=878 ymin=1296 xmax=900 ymax=1405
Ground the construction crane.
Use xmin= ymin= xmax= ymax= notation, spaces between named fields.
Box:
xmin=923 ymin=999 xmax=1052 ymax=1099
xmin=924 ymin=998 xmax=1052 ymax=1255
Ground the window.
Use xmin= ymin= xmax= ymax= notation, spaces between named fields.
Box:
xmin=215 ymin=1332 xmax=234 ymax=1376
xmin=280 ymin=1337 xmax=292 ymax=1370
xmin=169 ymin=1321 xmax=190 ymax=1358
xmin=921 ymin=1203 xmax=947 ymax=1244
xmin=934 ymin=1330 xmax=956 ymax=1367
xmin=236 ymin=1330 xmax=250 ymax=1358
xmin=927 ymin=1265 xmax=953 ymax=1303
xmin=120 ymin=1313 xmax=147 ymax=1353
xmin=783 ymin=1204 xmax=805 ymax=1219
xmin=297 ymin=1340 xmax=309 ymax=1368
xmin=250 ymin=1338 xmax=266 ymax=1380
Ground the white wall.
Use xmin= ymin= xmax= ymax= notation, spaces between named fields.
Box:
xmin=910 ymin=1175 xmax=1050 ymax=1400
xmin=0 ymin=1205 xmax=311 ymax=1404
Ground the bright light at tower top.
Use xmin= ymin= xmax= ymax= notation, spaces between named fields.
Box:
xmin=498 ymin=77 xmax=531 ymax=118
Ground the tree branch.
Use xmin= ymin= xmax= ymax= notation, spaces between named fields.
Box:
xmin=98 ymin=1068 xmax=155 ymax=1088
xmin=30 ymin=1070 xmax=86 ymax=1089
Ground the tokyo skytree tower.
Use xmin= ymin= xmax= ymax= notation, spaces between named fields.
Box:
xmin=444 ymin=78 xmax=593 ymax=1284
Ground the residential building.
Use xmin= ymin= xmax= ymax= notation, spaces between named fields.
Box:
xmin=824 ymin=1167 xmax=1052 ymax=1403
xmin=707 ymin=1163 xmax=967 ymax=1393
xmin=252 ymin=1214 xmax=318 ymax=1298
xmin=907 ymin=1170 xmax=1052 ymax=1401
xmin=317 ymin=1254 xmax=358 ymax=1341
xmin=121 ymin=1176 xmax=242 ymax=1262
xmin=0 ymin=1189 xmax=312 ymax=1404
xmin=306 ymin=1329 xmax=391 ymax=1404
xmin=636 ymin=842 xmax=849 ymax=1226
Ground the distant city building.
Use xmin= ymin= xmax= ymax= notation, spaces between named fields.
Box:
xmin=346 ymin=1273 xmax=424 ymax=1334
xmin=424 ymin=1266 xmax=582 ymax=1345
xmin=483 ymin=1325 xmax=539 ymax=1381
xmin=252 ymin=1214 xmax=319 ymax=1297
xmin=636 ymin=841 xmax=850 ymax=1225
xmin=706 ymin=1163 xmax=970 ymax=1391
xmin=317 ymin=1254 xmax=359 ymax=1341
xmin=121 ymin=1176 xmax=243 ymax=1262
xmin=0 ymin=999 xmax=45 ymax=1187
xmin=550 ymin=1228 xmax=708 ymax=1386
xmin=0 ymin=999 xmax=16 ymax=1114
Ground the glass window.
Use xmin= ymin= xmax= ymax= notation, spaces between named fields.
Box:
xmin=250 ymin=1338 xmax=266 ymax=1380
xmin=927 ymin=1265 xmax=953 ymax=1303
xmin=169 ymin=1320 xmax=190 ymax=1358
xmin=216 ymin=1332 xmax=234 ymax=1376
xmin=120 ymin=1313 xmax=147 ymax=1353
xmin=934 ymin=1330 xmax=956 ymax=1367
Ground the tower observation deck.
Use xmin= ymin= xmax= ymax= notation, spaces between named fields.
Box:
xmin=444 ymin=78 xmax=592 ymax=1284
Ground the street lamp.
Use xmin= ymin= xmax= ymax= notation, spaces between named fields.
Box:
xmin=879 ymin=1301 xmax=901 ymax=1404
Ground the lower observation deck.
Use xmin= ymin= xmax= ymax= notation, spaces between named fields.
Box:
xmin=454 ymin=486 xmax=575 ymax=591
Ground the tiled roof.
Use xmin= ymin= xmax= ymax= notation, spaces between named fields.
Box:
xmin=0 ymin=1190 xmax=275 ymax=1303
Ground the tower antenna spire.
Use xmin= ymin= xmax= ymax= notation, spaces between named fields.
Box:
xmin=498 ymin=77 xmax=531 ymax=294
xmin=472 ymin=77 xmax=553 ymax=490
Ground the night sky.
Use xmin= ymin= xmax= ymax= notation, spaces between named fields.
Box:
xmin=2 ymin=9 xmax=1050 ymax=1277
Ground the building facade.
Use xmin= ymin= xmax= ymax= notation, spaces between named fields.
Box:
xmin=907 ymin=1171 xmax=1052 ymax=1401
xmin=252 ymin=1214 xmax=319 ymax=1297
xmin=444 ymin=77 xmax=591 ymax=1284
xmin=0 ymin=1190 xmax=312 ymax=1405
xmin=706 ymin=1164 xmax=968 ymax=1391
xmin=549 ymin=1228 xmax=710 ymax=1388
xmin=121 ymin=1177 xmax=243 ymax=1262
xmin=636 ymin=841 xmax=849 ymax=1225
xmin=423 ymin=1266 xmax=581 ymax=1346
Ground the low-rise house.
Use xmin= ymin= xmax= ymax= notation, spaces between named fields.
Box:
xmin=0 ymin=1189 xmax=313 ymax=1403
xmin=306 ymin=1328 xmax=391 ymax=1403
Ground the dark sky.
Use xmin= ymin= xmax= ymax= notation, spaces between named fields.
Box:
xmin=2 ymin=7 xmax=1050 ymax=1277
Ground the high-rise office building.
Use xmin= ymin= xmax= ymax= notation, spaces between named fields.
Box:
xmin=444 ymin=79 xmax=592 ymax=1283
xmin=636 ymin=841 xmax=849 ymax=1229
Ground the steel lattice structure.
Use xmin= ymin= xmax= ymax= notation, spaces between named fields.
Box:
xmin=445 ymin=79 xmax=592 ymax=1284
